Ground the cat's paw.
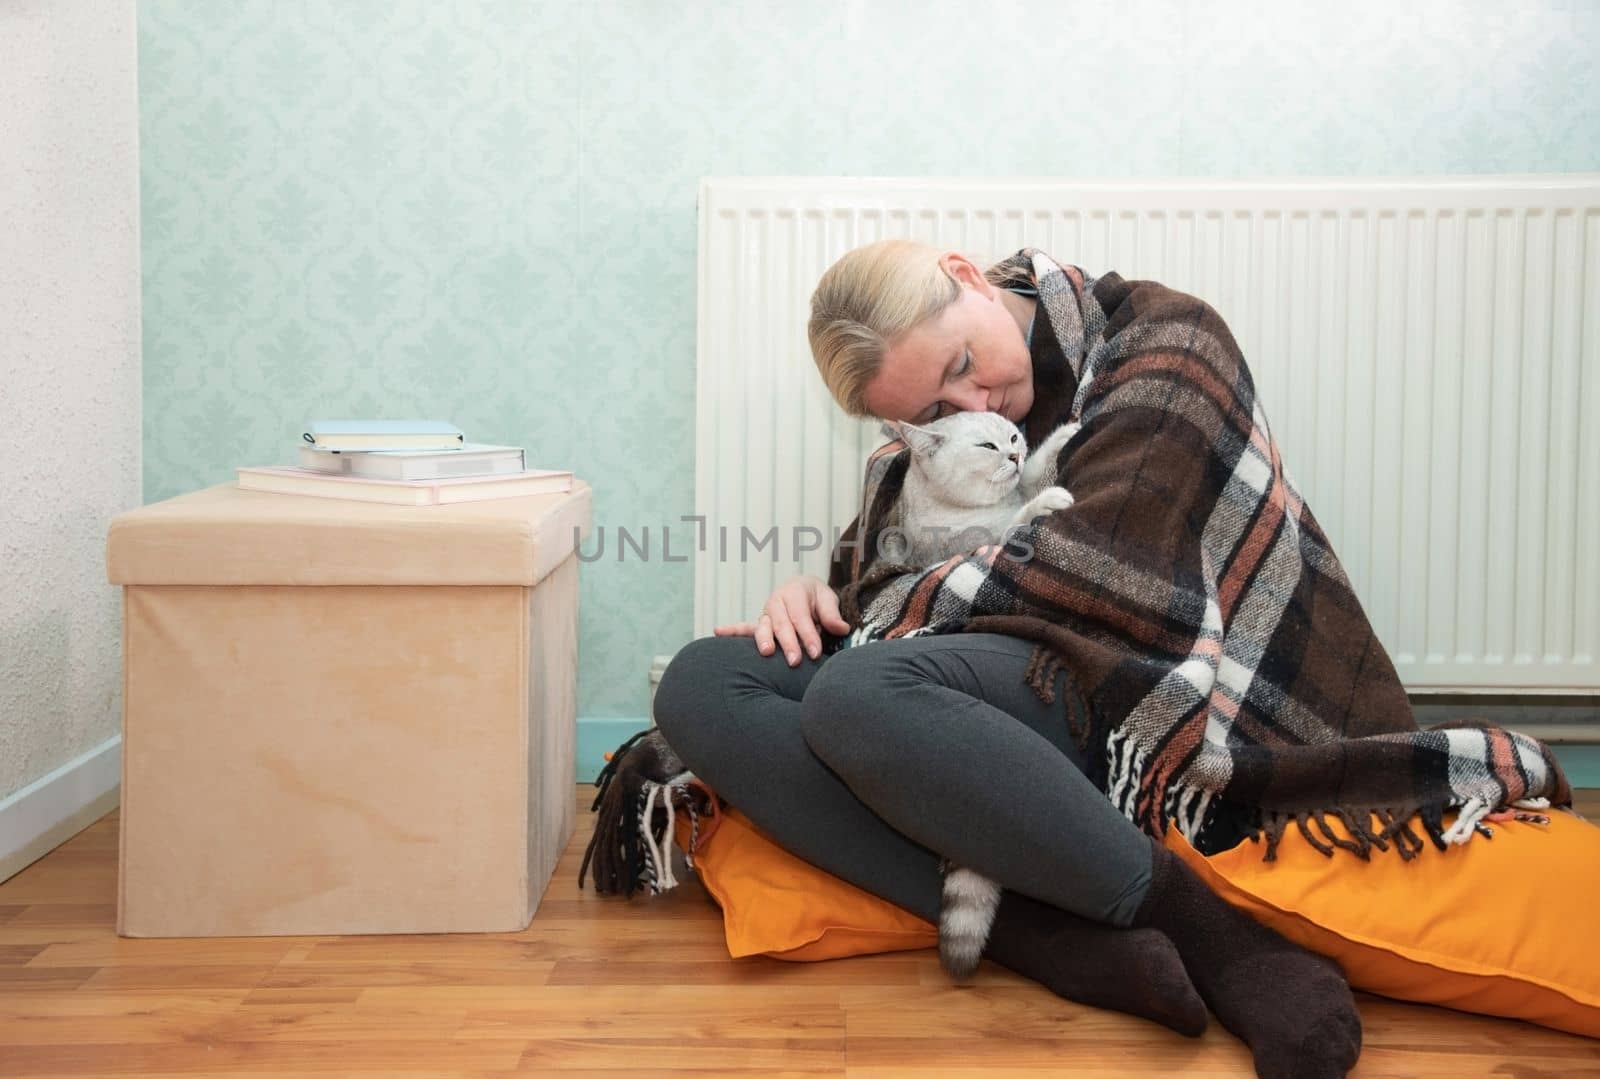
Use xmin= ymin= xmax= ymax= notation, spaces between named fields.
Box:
xmin=1038 ymin=420 xmax=1081 ymax=453
xmin=1022 ymin=422 xmax=1080 ymax=491
xmin=1028 ymin=486 xmax=1075 ymax=515
xmin=1031 ymin=420 xmax=1081 ymax=462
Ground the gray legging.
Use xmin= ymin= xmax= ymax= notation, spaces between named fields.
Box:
xmin=652 ymin=632 xmax=1153 ymax=928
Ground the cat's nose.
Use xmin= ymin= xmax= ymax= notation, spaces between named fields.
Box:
xmin=1010 ymin=452 xmax=1022 ymax=466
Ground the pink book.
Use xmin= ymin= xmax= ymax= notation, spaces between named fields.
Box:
xmin=237 ymin=465 xmax=573 ymax=506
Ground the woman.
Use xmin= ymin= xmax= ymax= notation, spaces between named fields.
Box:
xmin=647 ymin=240 xmax=1567 ymax=1079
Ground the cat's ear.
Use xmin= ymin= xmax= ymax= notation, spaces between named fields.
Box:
xmin=887 ymin=420 xmax=946 ymax=457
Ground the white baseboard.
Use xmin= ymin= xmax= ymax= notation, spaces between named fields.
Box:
xmin=0 ymin=735 xmax=121 ymax=885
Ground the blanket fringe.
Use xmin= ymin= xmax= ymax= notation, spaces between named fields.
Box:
xmin=578 ymin=727 xmax=712 ymax=897
xmin=1256 ymin=800 xmax=1475 ymax=863
xmin=1022 ymin=643 xmax=1058 ymax=703
xmin=577 ymin=728 xmax=650 ymax=895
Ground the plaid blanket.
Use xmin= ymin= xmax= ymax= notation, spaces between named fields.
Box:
xmin=826 ymin=247 xmax=1571 ymax=860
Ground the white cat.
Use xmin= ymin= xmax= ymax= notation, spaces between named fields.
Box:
xmin=874 ymin=409 xmax=1083 ymax=982
xmin=879 ymin=410 xmax=1081 ymax=567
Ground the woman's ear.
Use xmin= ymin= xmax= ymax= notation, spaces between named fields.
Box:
xmin=939 ymin=252 xmax=991 ymax=295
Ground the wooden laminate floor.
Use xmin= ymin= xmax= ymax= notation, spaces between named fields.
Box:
xmin=1 ymin=789 xmax=1597 ymax=1077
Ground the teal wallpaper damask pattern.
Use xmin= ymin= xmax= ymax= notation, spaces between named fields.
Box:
xmin=139 ymin=1 xmax=1600 ymax=727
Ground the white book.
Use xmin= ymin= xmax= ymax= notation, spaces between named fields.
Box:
xmin=302 ymin=419 xmax=466 ymax=451
xmin=298 ymin=442 xmax=527 ymax=481
xmin=238 ymin=466 xmax=573 ymax=506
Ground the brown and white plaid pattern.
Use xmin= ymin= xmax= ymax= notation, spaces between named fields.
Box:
xmin=828 ymin=247 xmax=1571 ymax=860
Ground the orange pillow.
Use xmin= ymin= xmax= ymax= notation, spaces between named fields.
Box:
xmin=671 ymin=791 xmax=1600 ymax=1040
xmin=672 ymin=801 xmax=936 ymax=961
xmin=1164 ymin=808 xmax=1600 ymax=1039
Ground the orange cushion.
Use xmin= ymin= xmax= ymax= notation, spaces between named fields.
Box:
xmin=1164 ymin=809 xmax=1600 ymax=1039
xmin=672 ymin=802 xmax=936 ymax=961
xmin=671 ymin=790 xmax=1600 ymax=1040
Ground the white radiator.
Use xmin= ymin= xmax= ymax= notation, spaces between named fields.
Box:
xmin=694 ymin=176 xmax=1600 ymax=693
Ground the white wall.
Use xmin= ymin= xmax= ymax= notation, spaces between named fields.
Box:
xmin=0 ymin=0 xmax=140 ymax=879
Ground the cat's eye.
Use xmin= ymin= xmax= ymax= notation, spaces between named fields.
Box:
xmin=977 ymin=441 xmax=998 ymax=451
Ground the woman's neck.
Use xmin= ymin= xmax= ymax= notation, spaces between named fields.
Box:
xmin=996 ymin=288 xmax=1037 ymax=341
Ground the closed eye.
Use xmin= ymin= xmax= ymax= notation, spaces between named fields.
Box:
xmin=917 ymin=350 xmax=973 ymax=421
xmin=921 ymin=350 xmax=979 ymax=422
xmin=977 ymin=441 xmax=998 ymax=451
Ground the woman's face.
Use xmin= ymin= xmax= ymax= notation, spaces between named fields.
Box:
xmin=861 ymin=253 xmax=1035 ymax=425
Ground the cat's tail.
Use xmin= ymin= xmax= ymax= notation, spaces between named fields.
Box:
xmin=938 ymin=859 xmax=1003 ymax=981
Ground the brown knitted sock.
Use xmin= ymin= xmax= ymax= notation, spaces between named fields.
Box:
xmin=1132 ymin=839 xmax=1362 ymax=1079
xmin=981 ymin=888 xmax=1208 ymax=1037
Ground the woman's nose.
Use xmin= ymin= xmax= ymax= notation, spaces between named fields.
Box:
xmin=950 ymin=385 xmax=990 ymax=412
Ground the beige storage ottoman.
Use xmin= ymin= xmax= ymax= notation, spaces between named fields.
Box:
xmin=104 ymin=479 xmax=592 ymax=937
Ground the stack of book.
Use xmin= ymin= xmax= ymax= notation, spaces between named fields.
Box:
xmin=236 ymin=420 xmax=574 ymax=506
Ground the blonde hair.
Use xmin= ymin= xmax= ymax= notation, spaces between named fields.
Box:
xmin=806 ymin=239 xmax=1030 ymax=418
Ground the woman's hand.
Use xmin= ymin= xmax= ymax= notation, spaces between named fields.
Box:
xmin=713 ymin=574 xmax=852 ymax=665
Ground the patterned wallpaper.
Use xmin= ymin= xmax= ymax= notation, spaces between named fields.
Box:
xmin=138 ymin=0 xmax=1600 ymax=722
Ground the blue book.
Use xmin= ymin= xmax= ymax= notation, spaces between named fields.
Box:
xmin=302 ymin=419 xmax=465 ymax=452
